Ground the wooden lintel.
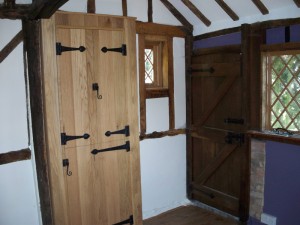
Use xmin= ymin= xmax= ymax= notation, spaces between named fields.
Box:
xmin=182 ymin=0 xmax=211 ymax=27
xmin=29 ymin=0 xmax=68 ymax=19
xmin=140 ymin=128 xmax=186 ymax=140
xmin=87 ymin=0 xmax=95 ymax=13
xmin=0 ymin=30 xmax=23 ymax=63
xmin=194 ymin=26 xmax=241 ymax=41
xmin=136 ymin=21 xmax=187 ymax=37
xmin=148 ymin=0 xmax=153 ymax=22
xmin=251 ymin=0 xmax=269 ymax=15
xmin=215 ymin=0 xmax=239 ymax=21
xmin=160 ymin=0 xmax=193 ymax=33
xmin=293 ymin=0 xmax=300 ymax=7
xmin=122 ymin=0 xmax=127 ymax=16
xmin=0 ymin=148 xmax=31 ymax=165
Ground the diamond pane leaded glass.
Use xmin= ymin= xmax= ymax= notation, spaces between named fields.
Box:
xmin=268 ymin=52 xmax=300 ymax=131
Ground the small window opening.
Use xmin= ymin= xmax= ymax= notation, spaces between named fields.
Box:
xmin=263 ymin=51 xmax=300 ymax=131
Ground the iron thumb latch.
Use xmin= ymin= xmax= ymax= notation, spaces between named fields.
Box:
xmin=225 ymin=132 xmax=244 ymax=146
xmin=113 ymin=215 xmax=134 ymax=225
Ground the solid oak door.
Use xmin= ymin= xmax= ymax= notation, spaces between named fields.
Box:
xmin=41 ymin=12 xmax=142 ymax=225
xmin=188 ymin=45 xmax=249 ymax=220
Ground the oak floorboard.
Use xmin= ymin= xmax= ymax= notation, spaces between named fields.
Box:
xmin=143 ymin=205 xmax=240 ymax=225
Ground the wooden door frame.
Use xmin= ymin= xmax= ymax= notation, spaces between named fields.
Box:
xmin=23 ymin=19 xmax=54 ymax=225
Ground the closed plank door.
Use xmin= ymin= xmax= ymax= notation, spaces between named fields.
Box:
xmin=188 ymin=45 xmax=249 ymax=221
xmin=41 ymin=12 xmax=141 ymax=225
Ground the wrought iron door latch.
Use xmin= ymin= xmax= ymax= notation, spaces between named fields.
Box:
xmin=56 ymin=42 xmax=86 ymax=55
xmin=62 ymin=159 xmax=72 ymax=176
xmin=61 ymin=132 xmax=90 ymax=145
xmin=91 ymin=141 xmax=130 ymax=155
xmin=105 ymin=125 xmax=130 ymax=137
xmin=225 ymin=132 xmax=244 ymax=146
xmin=92 ymin=83 xmax=102 ymax=99
xmin=101 ymin=44 xmax=127 ymax=56
xmin=113 ymin=215 xmax=134 ymax=225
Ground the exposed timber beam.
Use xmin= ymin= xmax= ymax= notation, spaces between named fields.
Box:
xmin=0 ymin=30 xmax=23 ymax=63
xmin=0 ymin=148 xmax=31 ymax=165
xmin=140 ymin=129 xmax=186 ymax=141
xmin=136 ymin=21 xmax=187 ymax=37
xmin=4 ymin=0 xmax=15 ymax=8
xmin=160 ymin=0 xmax=193 ymax=33
xmin=29 ymin=0 xmax=69 ymax=19
xmin=293 ymin=0 xmax=300 ymax=7
xmin=148 ymin=0 xmax=153 ymax=22
xmin=251 ymin=0 xmax=269 ymax=15
xmin=87 ymin=0 xmax=95 ymax=13
xmin=0 ymin=4 xmax=31 ymax=19
xmin=122 ymin=0 xmax=127 ymax=16
xmin=215 ymin=0 xmax=239 ymax=21
xmin=182 ymin=0 xmax=211 ymax=27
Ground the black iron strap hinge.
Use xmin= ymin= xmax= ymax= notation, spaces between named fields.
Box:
xmin=61 ymin=132 xmax=90 ymax=145
xmin=105 ymin=125 xmax=130 ymax=137
xmin=56 ymin=42 xmax=86 ymax=55
xmin=113 ymin=215 xmax=134 ymax=225
xmin=101 ymin=44 xmax=127 ymax=56
xmin=91 ymin=141 xmax=130 ymax=155
xmin=225 ymin=132 xmax=244 ymax=146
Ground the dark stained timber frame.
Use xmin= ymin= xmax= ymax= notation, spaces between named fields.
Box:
xmin=23 ymin=19 xmax=54 ymax=225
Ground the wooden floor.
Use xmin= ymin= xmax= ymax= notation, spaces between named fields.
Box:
xmin=143 ymin=205 xmax=240 ymax=225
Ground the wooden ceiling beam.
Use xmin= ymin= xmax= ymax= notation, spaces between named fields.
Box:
xmin=87 ymin=0 xmax=95 ymax=13
xmin=148 ymin=0 xmax=153 ymax=22
xmin=29 ymin=0 xmax=69 ymax=19
xmin=251 ymin=0 xmax=269 ymax=15
xmin=293 ymin=0 xmax=300 ymax=7
xmin=215 ymin=0 xmax=239 ymax=21
xmin=0 ymin=4 xmax=31 ymax=19
xmin=122 ymin=0 xmax=127 ymax=16
xmin=160 ymin=0 xmax=193 ymax=33
xmin=182 ymin=0 xmax=211 ymax=27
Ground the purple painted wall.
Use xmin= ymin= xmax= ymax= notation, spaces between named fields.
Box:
xmin=263 ymin=141 xmax=300 ymax=225
xmin=193 ymin=32 xmax=241 ymax=49
xmin=266 ymin=25 xmax=300 ymax=44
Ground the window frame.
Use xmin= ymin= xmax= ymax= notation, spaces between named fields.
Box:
xmin=138 ymin=34 xmax=174 ymax=134
xmin=261 ymin=43 xmax=300 ymax=132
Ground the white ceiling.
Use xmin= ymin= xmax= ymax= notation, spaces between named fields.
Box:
xmin=167 ymin=0 xmax=299 ymax=34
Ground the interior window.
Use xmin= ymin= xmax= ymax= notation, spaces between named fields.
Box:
xmin=138 ymin=34 xmax=175 ymax=134
xmin=262 ymin=50 xmax=300 ymax=131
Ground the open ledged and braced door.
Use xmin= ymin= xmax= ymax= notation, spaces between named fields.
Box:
xmin=188 ymin=45 xmax=249 ymax=221
xmin=40 ymin=12 xmax=142 ymax=225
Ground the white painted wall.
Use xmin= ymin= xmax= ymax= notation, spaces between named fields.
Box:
xmin=0 ymin=20 xmax=40 ymax=225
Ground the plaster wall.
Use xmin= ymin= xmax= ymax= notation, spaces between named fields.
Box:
xmin=0 ymin=20 xmax=40 ymax=225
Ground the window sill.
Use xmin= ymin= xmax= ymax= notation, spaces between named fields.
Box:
xmin=247 ymin=130 xmax=300 ymax=146
xmin=146 ymin=88 xmax=169 ymax=99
